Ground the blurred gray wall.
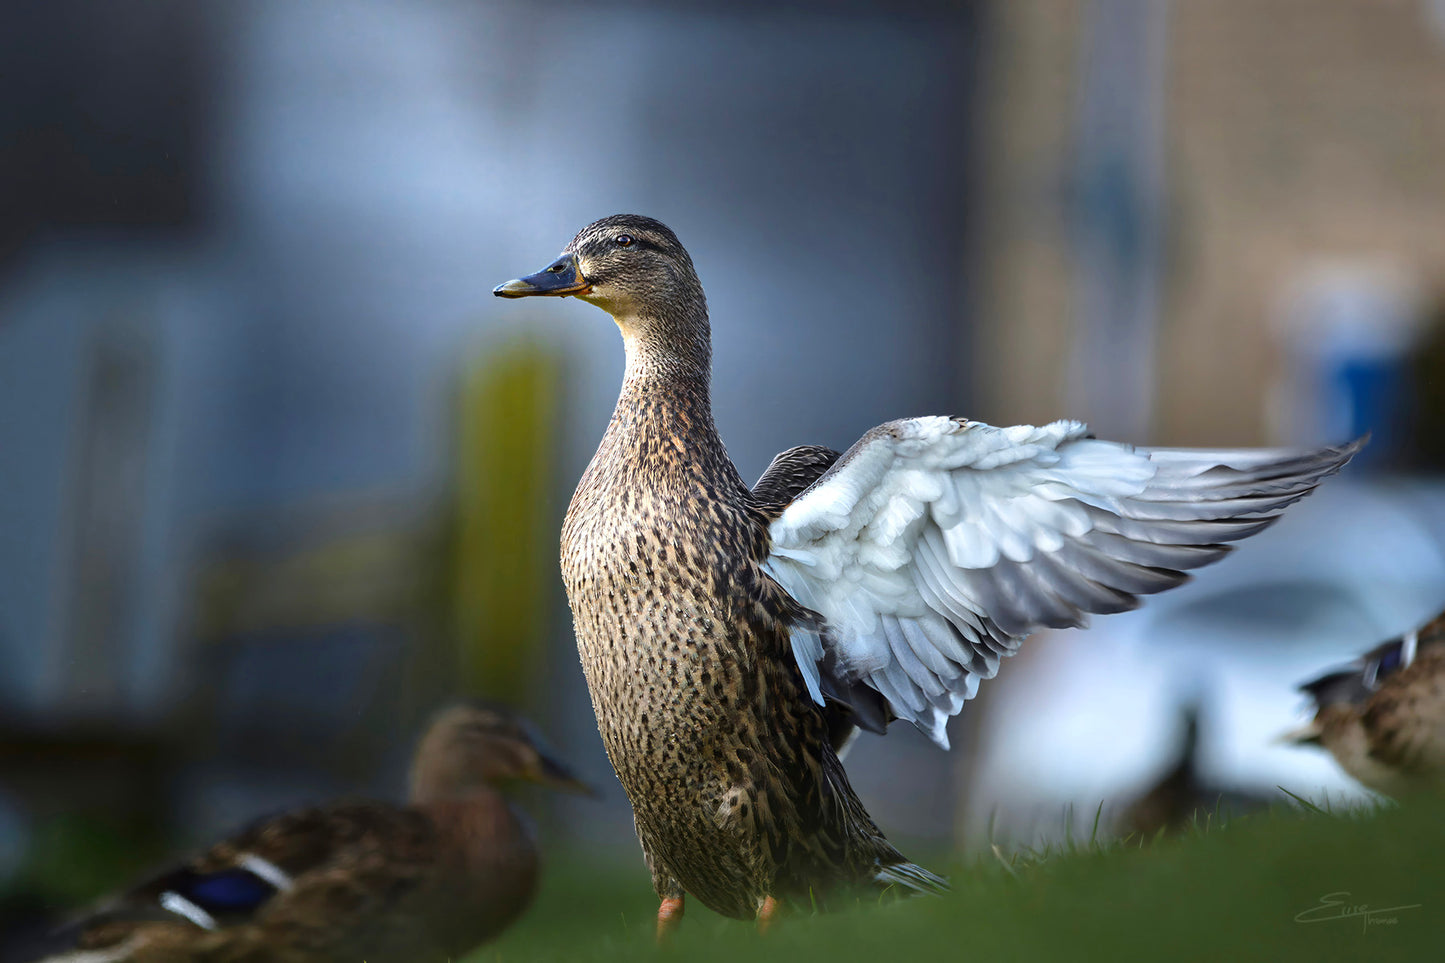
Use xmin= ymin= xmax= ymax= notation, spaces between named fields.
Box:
xmin=0 ymin=0 xmax=980 ymax=847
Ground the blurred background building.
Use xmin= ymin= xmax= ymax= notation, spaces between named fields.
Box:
xmin=3 ymin=0 xmax=1445 ymax=938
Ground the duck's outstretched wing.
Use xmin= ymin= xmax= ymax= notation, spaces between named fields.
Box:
xmin=763 ymin=417 xmax=1365 ymax=748
xmin=751 ymin=445 xmax=842 ymax=520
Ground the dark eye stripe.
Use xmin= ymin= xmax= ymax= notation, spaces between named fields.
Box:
xmin=591 ymin=233 xmax=658 ymax=254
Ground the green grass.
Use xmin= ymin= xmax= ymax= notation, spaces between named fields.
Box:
xmin=472 ymin=799 xmax=1444 ymax=963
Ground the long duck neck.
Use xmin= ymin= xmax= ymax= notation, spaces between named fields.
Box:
xmin=408 ymin=755 xmax=506 ymax=810
xmin=619 ymin=326 xmax=713 ymax=425
xmin=599 ymin=299 xmax=736 ymax=487
xmin=617 ymin=284 xmax=712 ymax=397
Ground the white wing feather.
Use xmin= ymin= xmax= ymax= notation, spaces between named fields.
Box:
xmin=765 ymin=417 xmax=1362 ymax=748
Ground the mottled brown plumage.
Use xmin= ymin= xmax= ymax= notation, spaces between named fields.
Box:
xmin=495 ymin=214 xmax=1359 ymax=927
xmin=495 ymin=215 xmax=941 ymax=925
xmin=1289 ymin=611 xmax=1445 ymax=797
xmin=47 ymin=704 xmax=589 ymax=963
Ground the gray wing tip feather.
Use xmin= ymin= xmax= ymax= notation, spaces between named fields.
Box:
xmin=1234 ymin=434 xmax=1367 ymax=490
xmin=1338 ymin=433 xmax=1371 ymax=459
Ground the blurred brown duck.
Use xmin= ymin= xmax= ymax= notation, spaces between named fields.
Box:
xmin=1117 ymin=701 xmax=1271 ymax=838
xmin=1286 ymin=610 xmax=1445 ymax=797
xmin=41 ymin=704 xmax=590 ymax=963
xmin=494 ymin=214 xmax=1361 ymax=934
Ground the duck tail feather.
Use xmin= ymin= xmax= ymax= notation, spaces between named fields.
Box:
xmin=875 ymin=860 xmax=950 ymax=895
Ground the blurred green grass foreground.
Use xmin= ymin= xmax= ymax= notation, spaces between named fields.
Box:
xmin=480 ymin=799 xmax=1443 ymax=963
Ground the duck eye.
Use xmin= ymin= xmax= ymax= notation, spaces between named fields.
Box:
xmin=614 ymin=234 xmax=634 ymax=248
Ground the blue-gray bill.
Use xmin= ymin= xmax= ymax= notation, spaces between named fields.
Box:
xmin=493 ymin=253 xmax=589 ymax=298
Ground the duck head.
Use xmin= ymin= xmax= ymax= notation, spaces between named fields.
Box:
xmin=408 ymin=703 xmax=594 ymax=804
xmin=1279 ymin=667 xmax=1371 ymax=747
xmin=494 ymin=214 xmax=710 ymax=372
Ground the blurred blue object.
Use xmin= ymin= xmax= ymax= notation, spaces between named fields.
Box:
xmin=1274 ymin=264 xmax=1428 ymax=469
xmin=1333 ymin=357 xmax=1408 ymax=463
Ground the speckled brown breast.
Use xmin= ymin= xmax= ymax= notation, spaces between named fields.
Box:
xmin=560 ymin=377 xmax=896 ymax=919
xmin=1361 ymin=646 xmax=1445 ymax=780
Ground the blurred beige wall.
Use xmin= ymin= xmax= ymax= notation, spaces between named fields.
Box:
xmin=971 ymin=0 xmax=1081 ymax=431
xmin=973 ymin=0 xmax=1445 ymax=445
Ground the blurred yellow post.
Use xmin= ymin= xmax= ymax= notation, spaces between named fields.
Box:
xmin=452 ymin=337 xmax=561 ymax=701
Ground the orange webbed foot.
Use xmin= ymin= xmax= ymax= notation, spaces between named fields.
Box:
xmin=656 ymin=895 xmax=685 ymax=943
xmin=756 ymin=895 xmax=781 ymax=935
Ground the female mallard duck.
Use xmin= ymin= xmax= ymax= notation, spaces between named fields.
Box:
xmin=494 ymin=214 xmax=1362 ymax=932
xmin=1286 ymin=610 xmax=1445 ymax=797
xmin=43 ymin=704 xmax=590 ymax=962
